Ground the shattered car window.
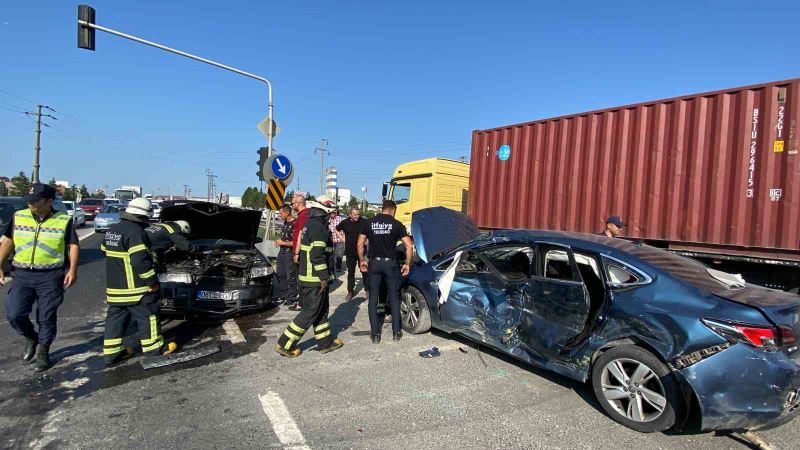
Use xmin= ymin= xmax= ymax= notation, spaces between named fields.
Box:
xmin=481 ymin=245 xmax=534 ymax=280
xmin=543 ymin=249 xmax=574 ymax=281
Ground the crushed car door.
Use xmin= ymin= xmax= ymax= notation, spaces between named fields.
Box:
xmin=439 ymin=244 xmax=533 ymax=347
xmin=519 ymin=243 xmax=591 ymax=360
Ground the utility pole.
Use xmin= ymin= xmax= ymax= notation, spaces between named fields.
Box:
xmin=315 ymin=138 xmax=329 ymax=196
xmin=26 ymin=105 xmax=56 ymax=183
xmin=183 ymin=184 xmax=189 ymax=199
xmin=205 ymin=169 xmax=217 ymax=202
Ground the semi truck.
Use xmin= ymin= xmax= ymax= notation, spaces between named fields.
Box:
xmin=386 ymin=78 xmax=800 ymax=291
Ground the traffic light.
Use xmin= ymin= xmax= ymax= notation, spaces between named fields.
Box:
xmin=77 ymin=5 xmax=96 ymax=51
xmin=256 ymin=147 xmax=269 ymax=181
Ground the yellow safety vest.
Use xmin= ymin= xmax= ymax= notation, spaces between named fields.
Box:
xmin=12 ymin=209 xmax=69 ymax=270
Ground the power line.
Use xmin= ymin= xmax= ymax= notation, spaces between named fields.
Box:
xmin=0 ymin=88 xmax=39 ymax=106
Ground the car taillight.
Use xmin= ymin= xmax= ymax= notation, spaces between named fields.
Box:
xmin=702 ymin=318 xmax=782 ymax=350
xmin=780 ymin=326 xmax=797 ymax=347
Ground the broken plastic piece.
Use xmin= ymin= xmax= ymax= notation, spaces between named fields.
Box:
xmin=419 ymin=347 xmax=441 ymax=358
xmin=141 ymin=343 xmax=221 ymax=370
xmin=458 ymin=347 xmax=468 ymax=354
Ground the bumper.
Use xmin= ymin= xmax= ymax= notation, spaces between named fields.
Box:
xmin=159 ymin=279 xmax=273 ymax=318
xmin=679 ymin=343 xmax=800 ymax=431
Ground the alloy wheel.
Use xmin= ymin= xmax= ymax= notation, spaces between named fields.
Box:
xmin=400 ymin=291 xmax=419 ymax=328
xmin=600 ymin=358 xmax=667 ymax=423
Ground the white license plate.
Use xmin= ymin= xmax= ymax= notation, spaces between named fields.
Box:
xmin=196 ymin=290 xmax=224 ymax=300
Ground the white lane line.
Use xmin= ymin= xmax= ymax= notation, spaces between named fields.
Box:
xmin=222 ymin=319 xmax=246 ymax=344
xmin=77 ymin=228 xmax=95 ymax=241
xmin=258 ymin=391 xmax=310 ymax=450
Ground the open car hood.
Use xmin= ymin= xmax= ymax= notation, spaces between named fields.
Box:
xmin=160 ymin=201 xmax=261 ymax=247
xmin=411 ymin=207 xmax=479 ymax=263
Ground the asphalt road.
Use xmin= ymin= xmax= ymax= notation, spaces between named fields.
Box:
xmin=1 ymin=232 xmax=799 ymax=449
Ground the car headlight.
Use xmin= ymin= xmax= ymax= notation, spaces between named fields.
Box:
xmin=158 ymin=272 xmax=193 ymax=283
xmin=250 ymin=266 xmax=273 ymax=278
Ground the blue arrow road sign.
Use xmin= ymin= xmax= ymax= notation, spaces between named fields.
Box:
xmin=271 ymin=154 xmax=293 ymax=180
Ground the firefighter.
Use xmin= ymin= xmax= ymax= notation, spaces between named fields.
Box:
xmin=145 ymin=219 xmax=192 ymax=272
xmin=0 ymin=183 xmax=79 ymax=372
xmin=276 ymin=201 xmax=343 ymax=357
xmin=101 ymin=198 xmax=176 ymax=366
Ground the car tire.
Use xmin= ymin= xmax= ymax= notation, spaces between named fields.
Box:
xmin=591 ymin=345 xmax=680 ymax=433
xmin=400 ymin=286 xmax=431 ymax=334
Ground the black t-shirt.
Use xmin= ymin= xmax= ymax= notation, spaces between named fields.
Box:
xmin=360 ymin=214 xmax=407 ymax=258
xmin=336 ymin=217 xmax=365 ymax=257
xmin=279 ymin=219 xmax=295 ymax=254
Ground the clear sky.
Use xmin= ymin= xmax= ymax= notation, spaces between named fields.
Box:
xmin=1 ymin=1 xmax=798 ymax=201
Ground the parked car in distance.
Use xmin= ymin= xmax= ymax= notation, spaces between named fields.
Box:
xmin=78 ymin=198 xmax=103 ymax=220
xmin=402 ymin=207 xmax=800 ymax=434
xmin=151 ymin=202 xmax=161 ymax=221
xmin=93 ymin=204 xmax=124 ymax=233
xmin=62 ymin=201 xmax=86 ymax=227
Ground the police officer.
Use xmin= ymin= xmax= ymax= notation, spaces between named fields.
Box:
xmin=273 ymin=205 xmax=297 ymax=305
xmin=145 ymin=219 xmax=192 ymax=272
xmin=0 ymin=183 xmax=79 ymax=371
xmin=275 ymin=201 xmax=343 ymax=357
xmin=101 ymin=198 xmax=176 ymax=366
xmin=357 ymin=200 xmax=413 ymax=344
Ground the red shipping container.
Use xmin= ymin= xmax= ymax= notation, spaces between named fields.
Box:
xmin=469 ymin=78 xmax=800 ymax=262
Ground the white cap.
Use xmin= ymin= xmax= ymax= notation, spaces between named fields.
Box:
xmin=126 ymin=198 xmax=152 ymax=217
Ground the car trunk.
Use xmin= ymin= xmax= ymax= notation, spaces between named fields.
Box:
xmin=160 ymin=201 xmax=261 ymax=247
xmin=713 ymin=287 xmax=800 ymax=345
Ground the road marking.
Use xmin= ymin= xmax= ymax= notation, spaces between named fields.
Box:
xmin=258 ymin=391 xmax=310 ymax=450
xmin=77 ymin=228 xmax=95 ymax=241
xmin=222 ymin=319 xmax=246 ymax=344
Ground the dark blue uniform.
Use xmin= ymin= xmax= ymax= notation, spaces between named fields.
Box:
xmin=2 ymin=213 xmax=78 ymax=346
xmin=274 ymin=218 xmax=297 ymax=302
xmin=360 ymin=214 xmax=407 ymax=337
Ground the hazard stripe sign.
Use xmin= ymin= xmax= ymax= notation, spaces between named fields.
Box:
xmin=265 ymin=179 xmax=286 ymax=211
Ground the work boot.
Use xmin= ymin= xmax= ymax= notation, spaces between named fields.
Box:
xmin=23 ymin=338 xmax=38 ymax=362
xmin=104 ymin=347 xmax=134 ymax=368
xmin=371 ymin=335 xmax=381 ymax=345
xmin=318 ymin=338 xmax=343 ymax=354
xmin=32 ymin=344 xmax=51 ymax=372
xmin=288 ymin=302 xmax=302 ymax=312
xmin=274 ymin=344 xmax=301 ymax=358
xmin=345 ymin=291 xmax=353 ymax=301
xmin=393 ymin=331 xmax=403 ymax=342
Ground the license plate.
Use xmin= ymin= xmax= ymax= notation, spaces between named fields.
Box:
xmin=196 ymin=290 xmax=224 ymax=300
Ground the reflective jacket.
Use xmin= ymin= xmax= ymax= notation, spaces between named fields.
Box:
xmin=298 ymin=208 xmax=332 ymax=286
xmin=12 ymin=209 xmax=70 ymax=270
xmin=101 ymin=213 xmax=157 ymax=306
xmin=145 ymin=222 xmax=191 ymax=258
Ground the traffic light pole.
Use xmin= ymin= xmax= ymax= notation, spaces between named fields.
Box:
xmin=77 ymin=16 xmax=275 ymax=157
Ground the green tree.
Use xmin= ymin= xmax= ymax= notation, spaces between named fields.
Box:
xmin=347 ymin=197 xmax=360 ymax=210
xmin=47 ymin=177 xmax=57 ymax=187
xmin=79 ymin=184 xmax=90 ymax=199
xmin=62 ymin=184 xmax=79 ymax=201
xmin=9 ymin=171 xmax=31 ymax=196
xmin=0 ymin=181 xmax=8 ymax=196
xmin=92 ymin=190 xmax=106 ymax=199
xmin=284 ymin=191 xmax=293 ymax=203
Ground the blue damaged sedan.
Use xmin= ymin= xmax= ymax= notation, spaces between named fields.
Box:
xmin=400 ymin=207 xmax=800 ymax=433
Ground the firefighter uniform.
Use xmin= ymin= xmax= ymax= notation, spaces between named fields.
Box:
xmin=275 ymin=206 xmax=343 ymax=357
xmin=144 ymin=221 xmax=191 ymax=272
xmin=101 ymin=211 xmax=167 ymax=363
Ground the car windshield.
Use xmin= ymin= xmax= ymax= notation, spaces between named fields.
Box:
xmin=101 ymin=205 xmax=122 ymax=214
xmin=0 ymin=199 xmax=27 ymax=228
xmin=80 ymin=199 xmax=101 ymax=205
xmin=64 ymin=202 xmax=74 ymax=210
xmin=615 ymin=241 xmax=738 ymax=291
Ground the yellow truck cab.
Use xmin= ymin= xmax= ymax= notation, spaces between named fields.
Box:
xmin=383 ymin=158 xmax=470 ymax=229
